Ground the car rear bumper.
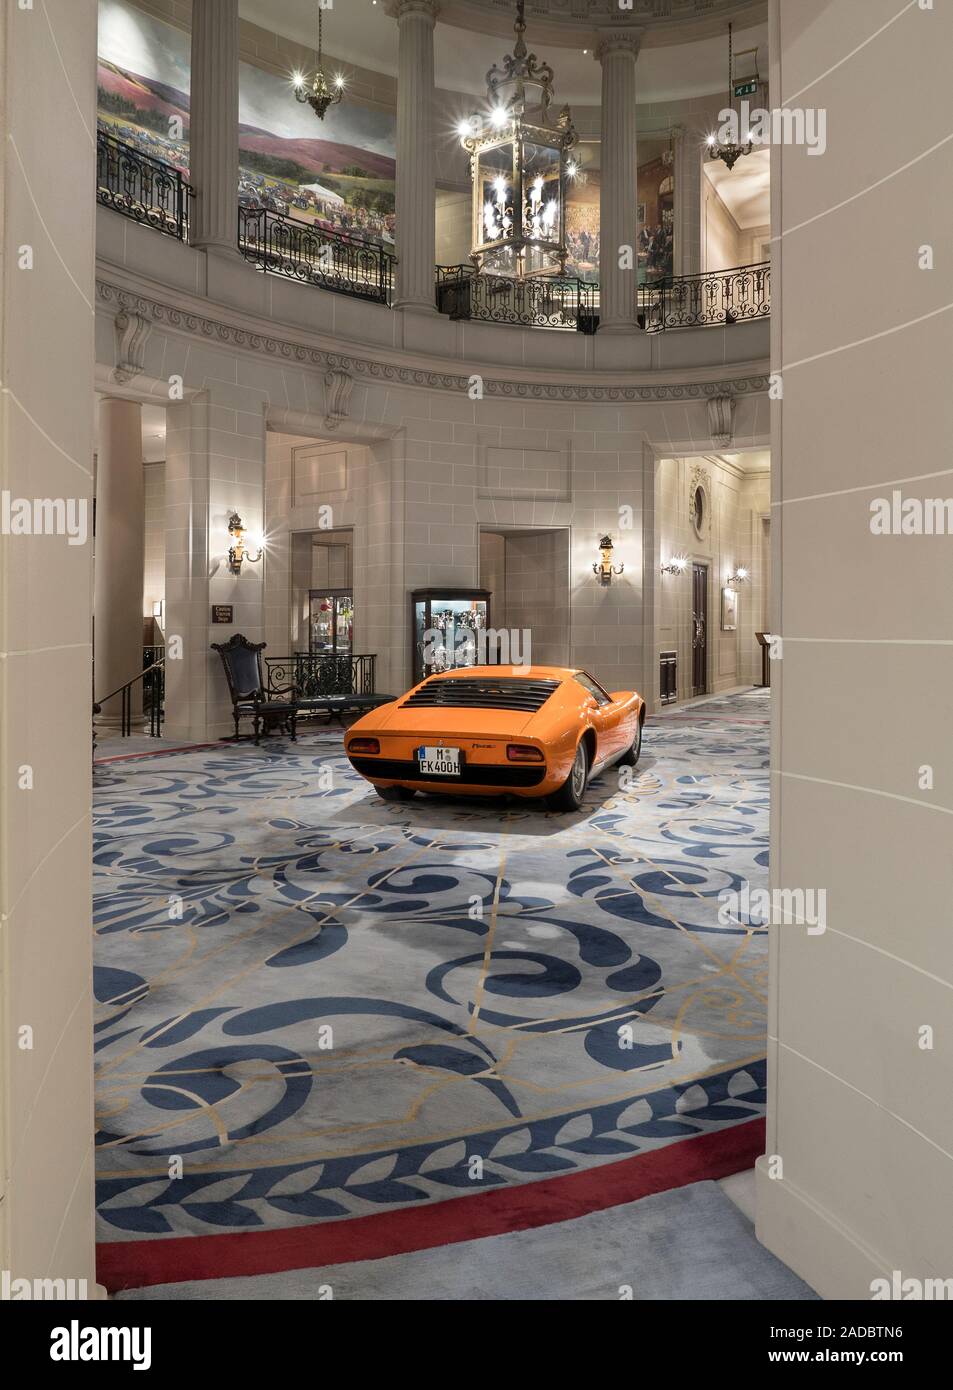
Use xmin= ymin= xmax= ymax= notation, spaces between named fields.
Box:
xmin=347 ymin=755 xmax=548 ymax=793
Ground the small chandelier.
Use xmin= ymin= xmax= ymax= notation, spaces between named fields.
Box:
xmin=292 ymin=3 xmax=344 ymax=121
xmin=227 ymin=512 xmax=263 ymax=575
xmin=706 ymin=24 xmax=753 ymax=170
xmin=593 ymin=536 xmax=624 ymax=587
xmin=458 ymin=0 xmax=576 ymax=280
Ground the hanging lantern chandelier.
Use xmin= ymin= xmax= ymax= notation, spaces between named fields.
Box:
xmin=457 ymin=0 xmax=576 ymax=280
xmin=706 ymin=23 xmax=753 ymax=171
xmin=292 ymin=3 xmax=345 ymax=121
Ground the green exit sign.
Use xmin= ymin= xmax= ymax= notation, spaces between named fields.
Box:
xmin=734 ymin=79 xmax=759 ymax=97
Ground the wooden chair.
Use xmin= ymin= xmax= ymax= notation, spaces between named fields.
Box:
xmin=211 ymin=634 xmax=298 ymax=745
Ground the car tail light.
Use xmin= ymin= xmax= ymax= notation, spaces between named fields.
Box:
xmin=507 ymin=744 xmax=544 ymax=762
xmin=349 ymin=737 xmax=380 ymax=754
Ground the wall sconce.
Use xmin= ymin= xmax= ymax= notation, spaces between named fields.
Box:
xmin=726 ymin=567 xmax=750 ymax=586
xmin=660 ymin=555 xmax=688 ymax=576
xmin=227 ymin=512 xmax=263 ymax=575
xmin=593 ymin=535 xmax=624 ymax=586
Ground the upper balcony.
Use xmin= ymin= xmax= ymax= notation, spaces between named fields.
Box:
xmin=96 ymin=131 xmax=770 ymax=382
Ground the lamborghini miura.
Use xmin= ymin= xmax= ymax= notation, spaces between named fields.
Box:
xmin=344 ymin=665 xmax=645 ymax=810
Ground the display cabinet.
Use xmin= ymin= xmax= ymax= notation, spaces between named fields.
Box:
xmin=410 ymin=588 xmax=491 ymax=685
xmin=309 ymin=589 xmax=353 ymax=656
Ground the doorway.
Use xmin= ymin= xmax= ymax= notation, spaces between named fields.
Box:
xmin=692 ymin=561 xmax=709 ymax=696
xmin=478 ymin=527 xmax=570 ymax=668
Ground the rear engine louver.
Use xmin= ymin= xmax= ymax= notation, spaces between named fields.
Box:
xmin=400 ymin=678 xmax=559 ymax=713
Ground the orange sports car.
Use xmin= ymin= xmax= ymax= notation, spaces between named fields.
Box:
xmin=344 ymin=665 xmax=645 ymax=811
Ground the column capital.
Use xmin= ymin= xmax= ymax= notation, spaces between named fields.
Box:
xmin=594 ymin=28 xmax=643 ymax=63
xmin=385 ymin=0 xmax=440 ymax=23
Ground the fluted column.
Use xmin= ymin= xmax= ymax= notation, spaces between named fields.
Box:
xmin=94 ymin=399 xmax=145 ymax=725
xmin=673 ymin=124 xmax=704 ymax=277
xmin=595 ymin=32 xmax=641 ymax=333
xmin=190 ymin=0 xmax=239 ymax=253
xmin=389 ymin=0 xmax=439 ymax=312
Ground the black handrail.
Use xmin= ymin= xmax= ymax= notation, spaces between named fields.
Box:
xmin=96 ymin=129 xmax=192 ymax=240
xmin=94 ymin=660 xmax=165 ymax=739
xmin=239 ymin=206 xmax=395 ymax=304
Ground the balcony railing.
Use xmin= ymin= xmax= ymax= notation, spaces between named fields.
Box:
xmin=96 ymin=129 xmax=191 ymax=240
xmin=264 ymin=653 xmax=377 ymax=700
xmin=94 ymin=139 xmax=769 ymax=332
xmin=239 ymin=207 xmax=395 ymax=305
xmin=436 ymin=265 xmax=597 ymax=333
xmin=639 ymin=262 xmax=771 ymax=331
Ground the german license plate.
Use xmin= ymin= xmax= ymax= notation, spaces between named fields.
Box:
xmin=417 ymin=746 xmax=461 ymax=775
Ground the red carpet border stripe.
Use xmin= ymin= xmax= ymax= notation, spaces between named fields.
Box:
xmin=97 ymin=1118 xmax=765 ymax=1292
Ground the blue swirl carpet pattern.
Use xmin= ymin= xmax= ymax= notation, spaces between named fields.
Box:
xmin=94 ymin=688 xmax=769 ymax=1260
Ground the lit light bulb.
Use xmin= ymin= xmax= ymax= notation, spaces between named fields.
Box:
xmin=334 ymin=74 xmax=345 ymax=89
xmin=566 ymin=160 xmax=578 ymax=179
xmin=490 ymin=106 xmax=508 ymax=129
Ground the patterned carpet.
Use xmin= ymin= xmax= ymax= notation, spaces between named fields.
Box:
xmin=93 ymin=689 xmax=769 ymax=1251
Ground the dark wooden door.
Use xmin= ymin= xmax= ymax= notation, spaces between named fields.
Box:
xmin=692 ymin=563 xmax=708 ymax=696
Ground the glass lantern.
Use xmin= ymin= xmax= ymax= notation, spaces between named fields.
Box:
xmin=460 ymin=2 xmax=576 ymax=280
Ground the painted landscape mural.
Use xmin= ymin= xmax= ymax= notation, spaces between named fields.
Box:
xmin=97 ymin=0 xmax=396 ymax=248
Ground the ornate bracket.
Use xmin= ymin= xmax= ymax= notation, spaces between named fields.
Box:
xmin=112 ymin=310 xmax=152 ymax=385
xmin=708 ymin=393 xmax=736 ymax=449
xmin=324 ymin=368 xmax=354 ymax=431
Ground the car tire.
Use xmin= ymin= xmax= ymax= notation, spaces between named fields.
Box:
xmin=375 ymin=784 xmax=416 ymax=802
xmin=548 ymin=740 xmax=589 ymax=812
xmin=617 ymin=716 xmax=644 ymax=767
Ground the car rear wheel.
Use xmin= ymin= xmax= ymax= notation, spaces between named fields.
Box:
xmin=548 ymin=740 xmax=589 ymax=812
xmin=375 ymin=784 xmax=416 ymax=802
xmin=617 ymin=716 xmax=644 ymax=767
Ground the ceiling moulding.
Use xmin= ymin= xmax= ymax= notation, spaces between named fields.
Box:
xmin=96 ymin=277 xmax=768 ymax=404
xmin=439 ymin=0 xmax=767 ymax=48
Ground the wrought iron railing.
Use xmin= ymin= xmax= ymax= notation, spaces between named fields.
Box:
xmin=264 ymin=653 xmax=377 ymax=700
xmin=239 ymin=207 xmax=395 ymax=305
xmin=96 ymin=129 xmax=192 ymax=240
xmin=639 ymin=262 xmax=771 ymax=331
xmin=436 ymin=265 xmax=597 ymax=333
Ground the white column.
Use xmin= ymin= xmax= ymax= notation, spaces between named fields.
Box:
xmin=189 ymin=0 xmax=239 ymax=253
xmin=1 ymin=0 xmax=98 ymax=1293
xmin=390 ymin=0 xmax=439 ymax=312
xmin=164 ymin=387 xmax=268 ymax=743
xmin=595 ymin=32 xmax=641 ymax=333
xmin=674 ymin=124 xmax=704 ymax=277
xmin=94 ymin=399 xmax=145 ymax=725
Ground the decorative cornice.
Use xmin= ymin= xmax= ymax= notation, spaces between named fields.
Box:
xmin=95 ymin=278 xmax=768 ymax=404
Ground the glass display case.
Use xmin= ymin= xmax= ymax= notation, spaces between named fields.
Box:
xmin=309 ymin=589 xmax=353 ymax=656
xmin=411 ymin=588 xmax=491 ymax=685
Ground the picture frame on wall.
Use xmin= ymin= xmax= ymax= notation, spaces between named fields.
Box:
xmin=721 ymin=586 xmax=738 ymax=631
